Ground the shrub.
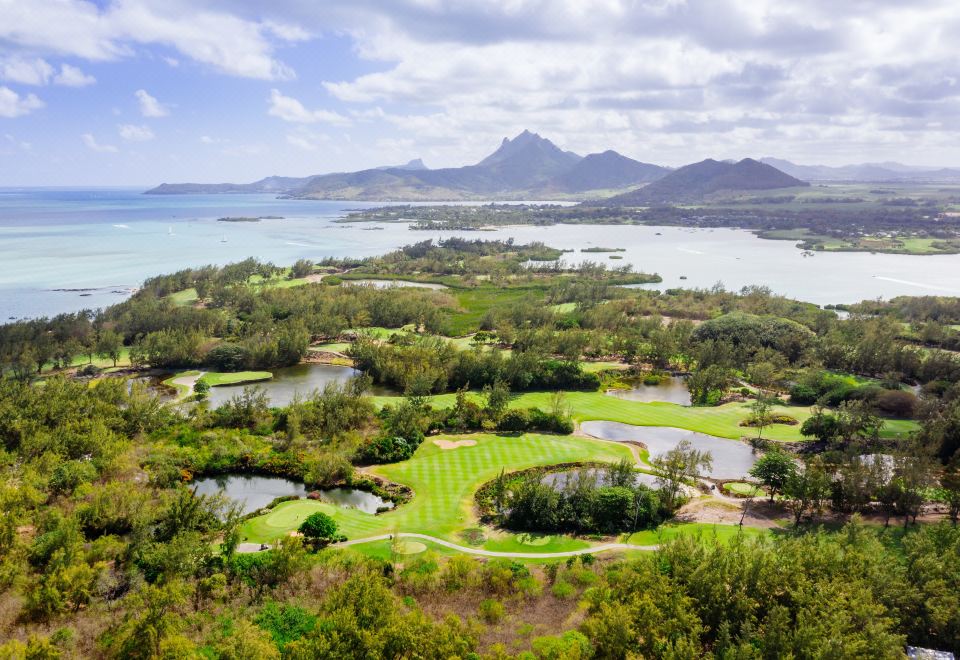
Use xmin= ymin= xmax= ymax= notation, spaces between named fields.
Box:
xmin=479 ymin=598 xmax=505 ymax=623
xmin=205 ymin=343 xmax=251 ymax=371
xmin=497 ymin=408 xmax=531 ymax=432
xmin=298 ymin=512 xmax=342 ymax=549
xmin=875 ymin=389 xmax=918 ymax=417
xmin=551 ymin=580 xmax=575 ymax=599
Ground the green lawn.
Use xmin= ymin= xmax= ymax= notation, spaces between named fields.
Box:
xmin=373 ymin=391 xmax=918 ymax=442
xmin=169 ymin=288 xmax=199 ymax=306
xmin=200 ymin=371 xmax=272 ymax=387
xmin=722 ymin=481 xmax=763 ymax=496
xmin=449 ymin=287 xmax=545 ymax=335
xmin=623 ymin=522 xmax=772 ymax=545
xmin=241 ymin=433 xmax=633 ymax=547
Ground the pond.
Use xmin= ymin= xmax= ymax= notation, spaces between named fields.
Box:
xmin=127 ymin=374 xmax=176 ymax=403
xmin=605 ymin=376 xmax=691 ymax=405
xmin=541 ymin=467 xmax=660 ymax=489
xmin=205 ymin=363 xmax=381 ymax=407
xmin=316 ymin=487 xmax=394 ymax=514
xmin=192 ymin=474 xmax=306 ymax=515
xmin=580 ymin=421 xmax=758 ymax=480
xmin=343 ymin=279 xmax=447 ymax=290
xmin=191 ymin=474 xmax=394 ymax=516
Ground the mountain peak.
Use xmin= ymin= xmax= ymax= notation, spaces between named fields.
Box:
xmin=607 ymin=157 xmax=807 ymax=205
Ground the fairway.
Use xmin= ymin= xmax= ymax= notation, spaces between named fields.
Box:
xmin=241 ymin=432 xmax=632 ymax=548
xmin=373 ymin=390 xmax=919 ymax=441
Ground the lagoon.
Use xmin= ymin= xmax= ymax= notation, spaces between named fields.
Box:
xmin=4 ymin=188 xmax=960 ymax=318
xmin=205 ymin=364 xmax=364 ymax=408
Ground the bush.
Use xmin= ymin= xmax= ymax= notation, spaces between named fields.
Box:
xmin=205 ymin=343 xmax=251 ymax=371
xmin=298 ymin=512 xmax=343 ymax=549
xmin=479 ymin=598 xmax=505 ymax=623
xmin=497 ymin=408 xmax=531 ymax=432
xmin=359 ymin=435 xmax=420 ymax=464
xmin=789 ymin=384 xmax=818 ymax=405
xmin=551 ymin=580 xmax=575 ymax=599
xmin=875 ymin=389 xmax=918 ymax=417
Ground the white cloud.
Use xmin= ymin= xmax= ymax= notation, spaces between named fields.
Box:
xmin=118 ymin=123 xmax=155 ymax=141
xmin=0 ymin=87 xmax=44 ymax=117
xmin=268 ymin=89 xmax=350 ymax=125
xmin=135 ymin=89 xmax=168 ymax=117
xmin=0 ymin=58 xmax=54 ymax=86
xmin=81 ymin=133 xmax=118 ymax=153
xmin=0 ymin=0 xmax=296 ymax=80
xmin=54 ymin=64 xmax=96 ymax=87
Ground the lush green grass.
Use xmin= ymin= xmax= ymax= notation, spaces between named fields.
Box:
xmin=581 ymin=360 xmax=629 ymax=373
xmin=723 ymin=481 xmax=763 ymax=496
xmin=374 ymin=390 xmax=918 ymax=441
xmin=200 ymin=371 xmax=272 ymax=387
xmin=310 ymin=342 xmax=351 ymax=354
xmin=161 ymin=370 xmax=200 ymax=398
xmin=548 ymin=302 xmax=578 ymax=313
xmin=623 ymin=522 xmax=772 ymax=545
xmin=241 ymin=433 xmax=633 ymax=546
xmin=169 ymin=288 xmax=198 ymax=306
xmin=482 ymin=532 xmax=591 ymax=554
xmin=449 ymin=287 xmax=545 ymax=335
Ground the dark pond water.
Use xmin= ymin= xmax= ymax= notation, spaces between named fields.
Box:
xmin=192 ymin=474 xmax=306 ymax=515
xmin=191 ymin=474 xmax=393 ymax=515
xmin=127 ymin=375 xmax=175 ymax=402
xmin=317 ymin=487 xmax=394 ymax=514
xmin=541 ymin=467 xmax=660 ymax=489
xmin=605 ymin=376 xmax=691 ymax=405
xmin=205 ymin=364 xmax=366 ymax=407
xmin=580 ymin=421 xmax=758 ymax=480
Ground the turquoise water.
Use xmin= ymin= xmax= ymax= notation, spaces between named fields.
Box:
xmin=4 ymin=187 xmax=960 ymax=318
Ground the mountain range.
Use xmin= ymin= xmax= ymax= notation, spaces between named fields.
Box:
xmin=606 ymin=158 xmax=808 ymax=205
xmin=146 ymin=130 xmax=670 ymax=200
xmin=760 ymin=157 xmax=960 ymax=183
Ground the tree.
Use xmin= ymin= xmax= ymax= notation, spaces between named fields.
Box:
xmin=652 ymin=439 xmax=712 ymax=510
xmin=800 ymin=407 xmax=842 ymax=443
xmin=837 ymin=400 xmax=884 ymax=445
xmin=484 ymin=379 xmax=510 ymax=422
xmin=96 ymin=329 xmax=124 ymax=367
xmin=783 ymin=459 xmax=831 ymax=526
xmin=749 ymin=448 xmax=797 ymax=502
xmin=748 ymin=393 xmax=775 ymax=440
xmin=290 ymin=258 xmax=314 ymax=279
xmin=298 ymin=512 xmax=341 ymax=549
xmin=687 ymin=364 xmax=731 ymax=405
xmin=942 ymin=460 xmax=960 ymax=526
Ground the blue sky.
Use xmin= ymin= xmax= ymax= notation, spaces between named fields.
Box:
xmin=1 ymin=1 xmax=959 ymax=186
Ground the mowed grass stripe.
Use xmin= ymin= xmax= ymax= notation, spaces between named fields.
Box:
xmin=241 ymin=433 xmax=631 ymax=544
xmin=373 ymin=391 xmax=919 ymax=442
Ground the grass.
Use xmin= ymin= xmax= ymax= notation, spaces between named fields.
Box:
xmin=623 ymin=522 xmax=771 ymax=545
xmin=162 ymin=370 xmax=200 ymax=398
xmin=449 ymin=287 xmax=545 ymax=335
xmin=373 ymin=391 xmax=918 ymax=441
xmin=241 ymin=433 xmax=633 ymax=546
xmin=169 ymin=288 xmax=199 ymax=306
xmin=310 ymin=342 xmax=351 ymax=354
xmin=723 ymin=482 xmax=763 ymax=496
xmin=199 ymin=371 xmax=272 ymax=387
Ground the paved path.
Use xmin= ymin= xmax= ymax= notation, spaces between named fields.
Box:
xmin=170 ymin=371 xmax=205 ymax=401
xmin=240 ymin=532 xmax=658 ymax=558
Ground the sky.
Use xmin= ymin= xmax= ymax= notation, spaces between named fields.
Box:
xmin=1 ymin=0 xmax=959 ymax=186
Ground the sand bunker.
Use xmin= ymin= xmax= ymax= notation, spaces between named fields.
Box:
xmin=433 ymin=438 xmax=478 ymax=449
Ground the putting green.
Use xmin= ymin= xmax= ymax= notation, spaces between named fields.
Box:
xmin=394 ymin=541 xmax=427 ymax=555
xmin=241 ymin=433 xmax=632 ymax=546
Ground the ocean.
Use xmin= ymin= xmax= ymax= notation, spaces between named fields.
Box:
xmin=2 ymin=187 xmax=960 ymax=319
